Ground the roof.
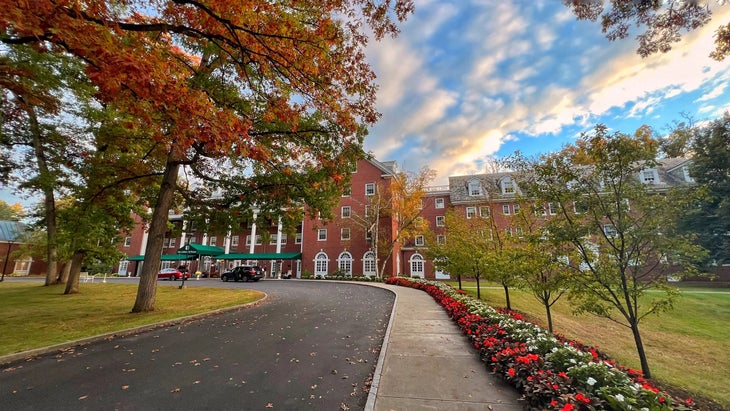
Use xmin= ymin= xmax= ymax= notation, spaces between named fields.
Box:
xmin=217 ymin=252 xmax=302 ymax=260
xmin=178 ymin=243 xmax=225 ymax=256
xmin=0 ymin=220 xmax=25 ymax=243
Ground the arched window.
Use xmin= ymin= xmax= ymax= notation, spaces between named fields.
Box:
xmin=363 ymin=251 xmax=376 ymax=277
xmin=337 ymin=251 xmax=353 ymax=276
xmin=314 ymin=252 xmax=329 ymax=276
xmin=467 ymin=179 xmax=483 ymax=196
xmin=409 ymin=253 xmax=424 ymax=278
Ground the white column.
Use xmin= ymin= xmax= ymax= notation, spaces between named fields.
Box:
xmin=224 ymin=228 xmax=232 ymax=253
xmin=275 ymin=216 xmax=283 ymax=254
xmin=180 ymin=221 xmax=188 ymax=245
xmin=249 ymin=210 xmax=258 ymax=254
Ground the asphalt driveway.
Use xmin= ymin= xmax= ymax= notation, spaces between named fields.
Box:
xmin=0 ymin=280 xmax=394 ymax=410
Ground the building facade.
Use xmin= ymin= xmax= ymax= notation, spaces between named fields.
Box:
xmin=115 ymin=156 xmax=703 ymax=280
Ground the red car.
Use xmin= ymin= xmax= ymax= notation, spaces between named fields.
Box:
xmin=157 ymin=268 xmax=190 ymax=281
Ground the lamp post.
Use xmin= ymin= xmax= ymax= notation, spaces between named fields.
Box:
xmin=1 ymin=240 xmax=14 ymax=282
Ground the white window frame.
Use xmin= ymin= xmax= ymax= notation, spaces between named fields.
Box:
xmin=341 ymin=228 xmax=351 ymax=240
xmin=479 ymin=206 xmax=490 ymax=218
xmin=466 ymin=206 xmax=477 ymax=219
xmin=414 ymin=235 xmax=425 ymax=246
xmin=341 ymin=206 xmax=351 ymax=218
xmin=501 ymin=177 xmax=516 ymax=194
xmin=363 ymin=251 xmax=377 ymax=277
xmin=231 ymin=235 xmax=239 ymax=247
xmin=365 ymin=183 xmax=376 ymax=196
xmin=318 ymin=229 xmax=327 ymax=241
xmin=436 ymin=216 xmax=445 ymax=227
xmin=314 ymin=252 xmax=329 ymax=276
xmin=435 ymin=198 xmax=445 ymax=209
xmin=123 ymin=237 xmax=132 ymax=247
xmin=467 ymin=179 xmax=483 ymax=196
xmin=337 ymin=251 xmax=353 ymax=275
xmin=640 ymin=169 xmax=659 ymax=184
xmin=436 ymin=234 xmax=446 ymax=245
xmin=513 ymin=204 xmax=520 ymax=214
xmin=502 ymin=204 xmax=510 ymax=215
xmin=342 ymin=185 xmax=352 ymax=197
xmin=295 ymin=232 xmax=303 ymax=244
xmin=209 ymin=236 xmax=217 ymax=246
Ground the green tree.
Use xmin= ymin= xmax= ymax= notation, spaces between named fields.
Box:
xmin=513 ymin=125 xmax=706 ymax=378
xmin=683 ymin=113 xmax=730 ymax=266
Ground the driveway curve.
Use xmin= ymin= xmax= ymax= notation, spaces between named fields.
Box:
xmin=0 ymin=280 xmax=395 ymax=410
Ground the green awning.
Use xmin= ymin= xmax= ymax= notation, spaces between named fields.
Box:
xmin=126 ymin=254 xmax=196 ymax=261
xmin=216 ymin=252 xmax=302 ymax=260
xmin=178 ymin=243 xmax=224 ymax=256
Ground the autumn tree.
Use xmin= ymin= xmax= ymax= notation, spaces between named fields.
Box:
xmin=2 ymin=0 xmax=414 ymax=311
xmin=0 ymin=200 xmax=24 ymax=221
xmin=347 ymin=165 xmax=435 ymax=278
xmin=512 ymin=125 xmax=706 ymax=378
xmin=563 ymin=0 xmax=730 ymax=60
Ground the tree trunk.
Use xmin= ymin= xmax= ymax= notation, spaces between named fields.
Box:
xmin=503 ymin=283 xmax=511 ymax=310
xmin=24 ymin=103 xmax=58 ymax=286
xmin=132 ymin=158 xmax=180 ymax=313
xmin=457 ymin=274 xmax=462 ymax=290
xmin=58 ymin=261 xmax=71 ymax=284
xmin=64 ymin=250 xmax=86 ymax=295
xmin=475 ymin=274 xmax=481 ymax=300
xmin=544 ymin=299 xmax=553 ymax=333
xmin=631 ymin=321 xmax=652 ymax=379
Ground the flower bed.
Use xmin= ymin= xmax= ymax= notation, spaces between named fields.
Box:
xmin=385 ymin=277 xmax=696 ymax=411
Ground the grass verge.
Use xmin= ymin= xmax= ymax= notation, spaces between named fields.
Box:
xmin=446 ymin=281 xmax=730 ymax=409
xmin=0 ymin=282 xmax=264 ymax=358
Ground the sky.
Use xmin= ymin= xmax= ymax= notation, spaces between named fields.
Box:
xmin=2 ymin=1 xmax=730 ymax=206
xmin=363 ymin=0 xmax=730 ymax=185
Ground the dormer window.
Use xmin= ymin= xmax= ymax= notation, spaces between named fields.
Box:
xmin=501 ymin=177 xmax=516 ymax=195
xmin=640 ymin=169 xmax=658 ymax=184
xmin=467 ymin=179 xmax=483 ymax=196
xmin=681 ymin=166 xmax=694 ymax=183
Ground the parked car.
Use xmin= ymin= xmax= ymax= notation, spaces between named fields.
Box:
xmin=157 ymin=267 xmax=190 ymax=281
xmin=221 ymin=266 xmax=264 ymax=282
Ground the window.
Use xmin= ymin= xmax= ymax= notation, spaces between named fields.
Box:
xmin=435 ymin=198 xmax=445 ymax=209
xmin=318 ymin=229 xmax=327 ymax=241
xmin=501 ymin=177 xmax=515 ymax=194
xmin=189 ymin=236 xmax=197 ymax=244
xmin=640 ymin=169 xmax=658 ymax=184
xmin=418 ymin=200 xmax=424 ymax=210
xmin=338 ymin=252 xmax=353 ymax=275
xmin=231 ymin=235 xmax=239 ymax=247
xmin=341 ymin=228 xmax=351 ymax=240
xmin=502 ymin=204 xmax=510 ymax=215
xmin=513 ymin=204 xmax=520 ymax=214
xmin=209 ymin=236 xmax=217 ymax=246
xmin=436 ymin=216 xmax=445 ymax=227
xmin=342 ymin=186 xmax=351 ymax=197
xmin=363 ymin=251 xmax=376 ymax=277
xmin=295 ymin=232 xmax=302 ymax=244
xmin=341 ymin=206 xmax=351 ymax=218
xmin=682 ymin=166 xmax=694 ymax=182
xmin=436 ymin=235 xmax=446 ymax=245
xmin=466 ymin=206 xmax=477 ymax=219
xmin=123 ymin=237 xmax=132 ymax=247
xmin=534 ymin=204 xmax=547 ymax=217
xmin=365 ymin=205 xmax=371 ymax=218
xmin=415 ymin=235 xmax=425 ymax=246
xmin=479 ymin=206 xmax=490 ymax=218
xmin=315 ymin=252 xmax=329 ymax=276
xmin=270 ymin=233 xmax=287 ymax=245
xmin=548 ymin=202 xmax=557 ymax=215
xmin=467 ymin=179 xmax=483 ymax=196
xmin=246 ymin=235 xmax=263 ymax=245
xmin=574 ymin=200 xmax=588 ymax=214
xmin=515 ymin=227 xmax=523 ymax=237
xmin=409 ymin=254 xmax=424 ymax=278
xmin=365 ymin=183 xmax=376 ymax=196
xmin=117 ymin=260 xmax=129 ymax=276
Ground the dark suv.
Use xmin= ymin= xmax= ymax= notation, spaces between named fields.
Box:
xmin=221 ymin=266 xmax=264 ymax=282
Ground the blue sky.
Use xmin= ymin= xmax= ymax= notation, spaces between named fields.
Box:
xmin=2 ymin=1 xmax=730 ymax=207
xmin=364 ymin=0 xmax=730 ymax=185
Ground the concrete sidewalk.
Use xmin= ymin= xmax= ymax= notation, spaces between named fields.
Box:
xmin=366 ymin=284 xmax=524 ymax=411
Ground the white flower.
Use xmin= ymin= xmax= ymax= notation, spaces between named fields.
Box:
xmin=615 ymin=394 xmax=625 ymax=402
xmin=586 ymin=377 xmax=597 ymax=386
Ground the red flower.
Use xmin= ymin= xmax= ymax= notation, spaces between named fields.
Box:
xmin=508 ymin=368 xmax=515 ymax=377
xmin=550 ymin=400 xmax=558 ymax=407
xmin=575 ymin=393 xmax=591 ymax=404
xmin=561 ymin=403 xmax=575 ymax=411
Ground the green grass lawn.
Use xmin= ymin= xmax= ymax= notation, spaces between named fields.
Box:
xmin=0 ymin=282 xmax=264 ymax=357
xmin=446 ymin=281 xmax=730 ymax=409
